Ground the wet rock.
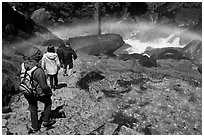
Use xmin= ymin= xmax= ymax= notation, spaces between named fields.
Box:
xmin=146 ymin=48 xmax=189 ymax=61
xmin=69 ymin=34 xmax=125 ymax=56
xmin=113 ymin=43 xmax=131 ymax=55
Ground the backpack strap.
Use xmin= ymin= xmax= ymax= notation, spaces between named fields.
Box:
xmin=29 ymin=66 xmax=39 ymax=88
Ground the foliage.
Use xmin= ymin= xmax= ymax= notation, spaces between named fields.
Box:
xmin=9 ymin=2 xmax=201 ymax=25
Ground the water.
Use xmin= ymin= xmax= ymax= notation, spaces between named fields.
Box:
xmin=124 ymin=33 xmax=185 ymax=54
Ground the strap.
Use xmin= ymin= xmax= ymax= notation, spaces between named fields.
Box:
xmin=23 ymin=64 xmax=39 ymax=89
xmin=30 ymin=66 xmax=39 ymax=88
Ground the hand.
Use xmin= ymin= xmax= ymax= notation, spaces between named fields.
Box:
xmin=57 ymin=66 xmax=60 ymax=71
xmin=47 ymin=91 xmax=52 ymax=97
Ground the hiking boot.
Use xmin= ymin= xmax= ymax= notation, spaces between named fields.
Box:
xmin=68 ymin=69 xmax=73 ymax=76
xmin=54 ymin=84 xmax=58 ymax=89
xmin=27 ymin=126 xmax=39 ymax=134
xmin=51 ymin=88 xmax=55 ymax=92
xmin=63 ymin=74 xmax=68 ymax=77
xmin=42 ymin=119 xmax=56 ymax=127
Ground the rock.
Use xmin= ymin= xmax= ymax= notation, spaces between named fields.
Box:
xmin=103 ymin=123 xmax=118 ymax=135
xmin=69 ymin=34 xmax=125 ymax=56
xmin=113 ymin=43 xmax=131 ymax=56
xmin=181 ymin=40 xmax=202 ymax=64
xmin=179 ymin=20 xmax=202 ymax=45
xmin=120 ymin=126 xmax=143 ymax=135
xmin=145 ymin=46 xmax=155 ymax=52
xmin=145 ymin=47 xmax=189 ymax=61
xmin=118 ymin=53 xmax=143 ymax=61
xmin=2 ymin=128 xmax=8 ymax=135
xmin=197 ymin=64 xmax=202 ymax=74
xmin=157 ymin=48 xmax=189 ymax=60
xmin=138 ymin=55 xmax=157 ymax=68
xmin=2 ymin=119 xmax=8 ymax=127
xmin=31 ymin=8 xmax=53 ymax=28
xmin=77 ymin=71 xmax=105 ymax=91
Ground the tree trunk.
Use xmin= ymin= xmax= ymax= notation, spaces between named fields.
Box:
xmin=95 ymin=2 xmax=101 ymax=35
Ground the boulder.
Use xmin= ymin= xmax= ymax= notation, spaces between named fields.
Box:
xmin=117 ymin=53 xmax=157 ymax=68
xmin=144 ymin=47 xmax=188 ymax=60
xmin=118 ymin=53 xmax=143 ymax=61
xmin=138 ymin=55 xmax=157 ymax=68
xmin=31 ymin=8 xmax=53 ymax=28
xmin=113 ymin=43 xmax=131 ymax=55
xmin=156 ymin=48 xmax=190 ymax=60
xmin=69 ymin=34 xmax=125 ymax=56
xmin=181 ymin=40 xmax=202 ymax=64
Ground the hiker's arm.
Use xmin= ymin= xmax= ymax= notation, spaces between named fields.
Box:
xmin=57 ymin=49 xmax=64 ymax=66
xmin=56 ymin=55 xmax=60 ymax=69
xmin=34 ymin=68 xmax=52 ymax=96
xmin=72 ymin=50 xmax=77 ymax=60
xmin=41 ymin=55 xmax=45 ymax=70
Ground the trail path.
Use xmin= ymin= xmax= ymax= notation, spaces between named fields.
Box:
xmin=2 ymin=54 xmax=202 ymax=135
xmin=2 ymin=56 xmax=90 ymax=135
xmin=3 ymin=54 xmax=118 ymax=135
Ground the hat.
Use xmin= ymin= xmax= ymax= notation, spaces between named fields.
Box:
xmin=24 ymin=46 xmax=43 ymax=62
xmin=47 ymin=45 xmax=55 ymax=53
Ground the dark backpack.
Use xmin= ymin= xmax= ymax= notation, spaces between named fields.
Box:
xmin=19 ymin=63 xmax=38 ymax=96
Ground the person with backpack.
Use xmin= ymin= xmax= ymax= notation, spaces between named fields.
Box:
xmin=41 ymin=45 xmax=60 ymax=90
xmin=19 ymin=46 xmax=56 ymax=134
xmin=57 ymin=41 xmax=77 ymax=77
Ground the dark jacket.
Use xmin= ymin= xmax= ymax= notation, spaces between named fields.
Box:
xmin=22 ymin=46 xmax=52 ymax=97
xmin=23 ymin=60 xmax=52 ymax=97
xmin=57 ymin=46 xmax=77 ymax=65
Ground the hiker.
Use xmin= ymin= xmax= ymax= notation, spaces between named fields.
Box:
xmin=20 ymin=46 xmax=56 ymax=134
xmin=57 ymin=41 xmax=77 ymax=76
xmin=41 ymin=45 xmax=60 ymax=90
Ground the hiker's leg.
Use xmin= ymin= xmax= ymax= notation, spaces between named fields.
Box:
xmin=24 ymin=95 xmax=39 ymax=130
xmin=63 ymin=63 xmax=68 ymax=76
xmin=38 ymin=95 xmax=52 ymax=122
xmin=68 ymin=62 xmax=73 ymax=76
xmin=54 ymin=73 xmax=58 ymax=86
xmin=49 ymin=75 xmax=54 ymax=89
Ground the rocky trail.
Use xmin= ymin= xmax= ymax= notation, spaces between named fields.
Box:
xmin=2 ymin=53 xmax=202 ymax=135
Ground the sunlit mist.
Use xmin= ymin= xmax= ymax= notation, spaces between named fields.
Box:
xmin=50 ymin=20 xmax=201 ymax=54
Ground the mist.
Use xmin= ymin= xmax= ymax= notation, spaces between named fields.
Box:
xmin=50 ymin=19 xmax=202 ymax=54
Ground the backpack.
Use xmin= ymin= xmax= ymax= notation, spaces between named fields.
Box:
xmin=19 ymin=63 xmax=38 ymax=97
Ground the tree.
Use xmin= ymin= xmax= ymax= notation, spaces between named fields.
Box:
xmin=95 ymin=2 xmax=101 ymax=35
